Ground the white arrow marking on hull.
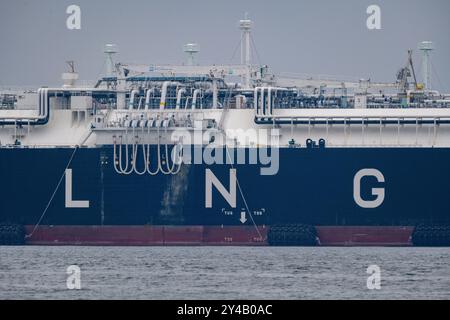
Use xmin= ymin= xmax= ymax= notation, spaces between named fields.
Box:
xmin=240 ymin=211 xmax=247 ymax=224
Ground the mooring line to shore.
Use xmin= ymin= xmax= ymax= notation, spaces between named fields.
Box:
xmin=26 ymin=146 xmax=79 ymax=239
xmin=223 ymin=142 xmax=264 ymax=241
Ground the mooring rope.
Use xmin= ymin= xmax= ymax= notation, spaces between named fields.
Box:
xmin=223 ymin=141 xmax=264 ymax=241
xmin=26 ymin=146 xmax=79 ymax=239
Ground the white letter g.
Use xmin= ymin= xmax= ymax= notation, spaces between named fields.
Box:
xmin=354 ymin=169 xmax=385 ymax=209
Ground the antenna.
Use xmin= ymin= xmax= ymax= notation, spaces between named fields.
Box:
xmin=239 ymin=13 xmax=253 ymax=89
xmin=183 ymin=43 xmax=200 ymax=66
xmin=419 ymin=41 xmax=434 ymax=90
xmin=104 ymin=44 xmax=118 ymax=77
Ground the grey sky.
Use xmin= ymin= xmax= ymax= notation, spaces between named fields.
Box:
xmin=0 ymin=0 xmax=449 ymax=91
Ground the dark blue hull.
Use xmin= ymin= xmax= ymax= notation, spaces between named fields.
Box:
xmin=1 ymin=146 xmax=449 ymax=228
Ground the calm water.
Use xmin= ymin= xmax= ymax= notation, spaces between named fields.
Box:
xmin=0 ymin=247 xmax=449 ymax=300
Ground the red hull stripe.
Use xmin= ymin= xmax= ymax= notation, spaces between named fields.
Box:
xmin=25 ymin=226 xmax=268 ymax=246
xmin=24 ymin=226 xmax=414 ymax=246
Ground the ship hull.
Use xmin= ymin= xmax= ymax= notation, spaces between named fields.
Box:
xmin=1 ymin=146 xmax=449 ymax=246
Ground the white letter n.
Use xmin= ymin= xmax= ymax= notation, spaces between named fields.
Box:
xmin=205 ymin=169 xmax=237 ymax=208
xmin=65 ymin=169 xmax=90 ymax=208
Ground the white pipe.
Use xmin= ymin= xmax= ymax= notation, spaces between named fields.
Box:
xmin=254 ymin=87 xmax=288 ymax=117
xmin=212 ymin=79 xmax=218 ymax=109
xmin=254 ymin=87 xmax=267 ymax=115
xmin=44 ymin=88 xmax=49 ymax=118
xmin=192 ymin=89 xmax=202 ymax=110
xmin=176 ymin=88 xmax=187 ymax=110
xmin=425 ymin=100 xmax=450 ymax=104
xmin=254 ymin=87 xmax=259 ymax=114
xmin=268 ymin=87 xmax=277 ymax=117
xmin=145 ymin=88 xmax=155 ymax=111
xmin=129 ymin=89 xmax=139 ymax=110
xmin=160 ymin=82 xmax=178 ymax=110
xmin=36 ymin=88 xmax=48 ymax=119
xmin=38 ymin=88 xmax=44 ymax=117
xmin=260 ymin=87 xmax=267 ymax=116
xmin=183 ymin=97 xmax=190 ymax=109
xmin=1 ymin=87 xmax=110 ymax=125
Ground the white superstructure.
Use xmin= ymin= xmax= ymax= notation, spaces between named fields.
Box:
xmin=1 ymin=17 xmax=450 ymax=150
